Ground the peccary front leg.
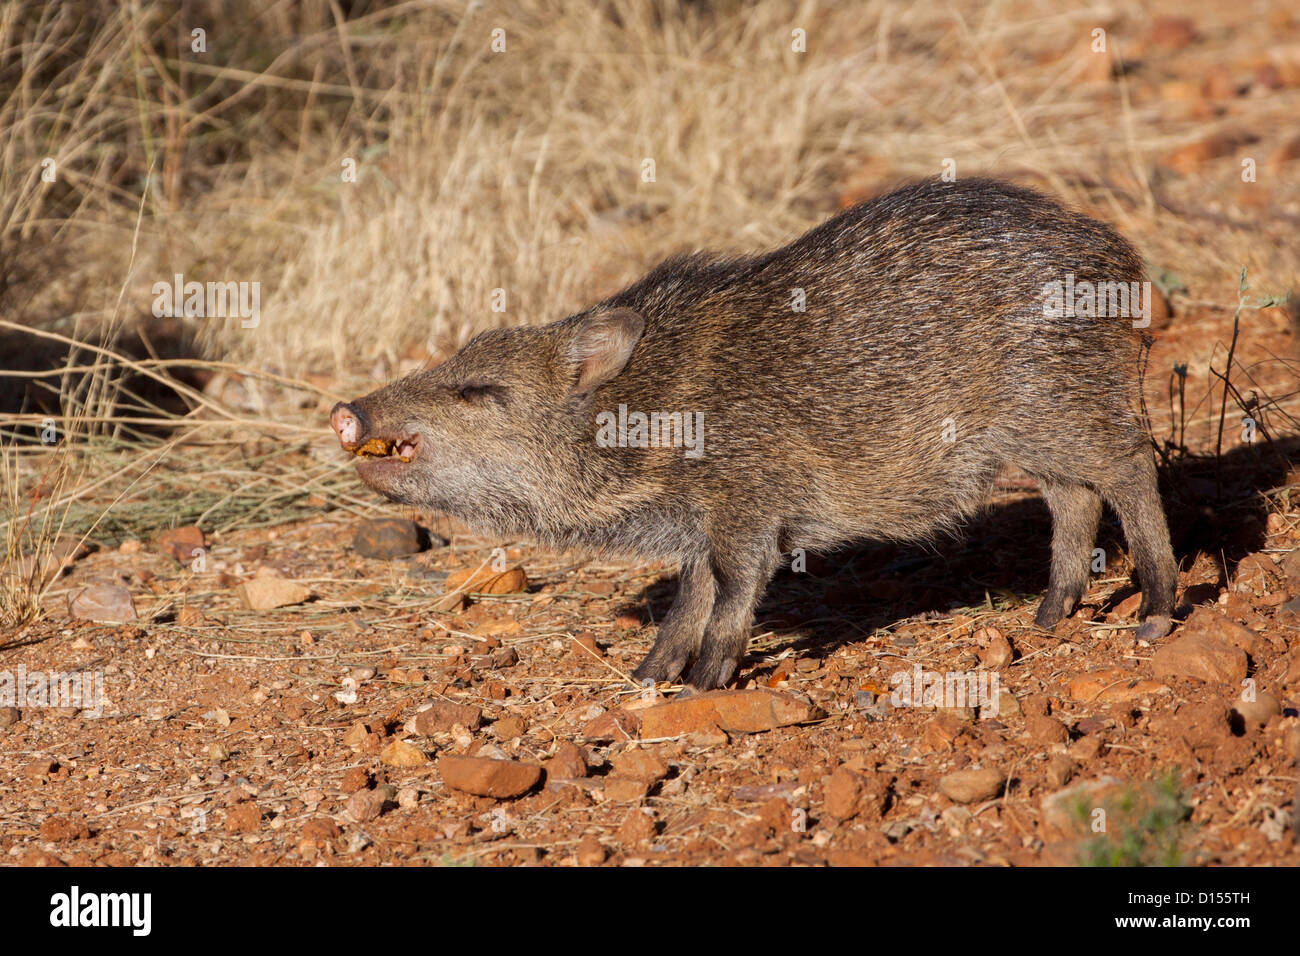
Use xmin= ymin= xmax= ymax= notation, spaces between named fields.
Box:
xmin=682 ymin=535 xmax=781 ymax=691
xmin=631 ymin=557 xmax=714 ymax=685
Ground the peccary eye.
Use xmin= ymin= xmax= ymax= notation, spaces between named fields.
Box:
xmin=457 ymin=382 xmax=500 ymax=403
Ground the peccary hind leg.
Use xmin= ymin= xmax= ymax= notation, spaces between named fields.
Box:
xmin=1097 ymin=451 xmax=1178 ymax=641
xmin=1033 ymin=481 xmax=1103 ymax=630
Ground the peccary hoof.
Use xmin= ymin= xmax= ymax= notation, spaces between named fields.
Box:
xmin=1134 ymin=615 xmax=1172 ymax=642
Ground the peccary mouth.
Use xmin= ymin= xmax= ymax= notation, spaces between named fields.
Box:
xmin=350 ymin=434 xmax=419 ymax=463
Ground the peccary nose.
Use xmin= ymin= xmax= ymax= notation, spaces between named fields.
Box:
xmin=330 ymin=402 xmax=367 ymax=450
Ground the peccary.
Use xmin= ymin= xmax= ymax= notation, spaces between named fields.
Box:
xmin=331 ymin=178 xmax=1178 ymax=690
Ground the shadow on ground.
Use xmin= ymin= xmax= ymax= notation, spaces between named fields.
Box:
xmin=625 ymin=438 xmax=1300 ymax=674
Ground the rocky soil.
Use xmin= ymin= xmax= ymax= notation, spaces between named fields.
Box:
xmin=2 ymin=460 xmax=1298 ymax=867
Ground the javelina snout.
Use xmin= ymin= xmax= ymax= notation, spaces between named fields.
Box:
xmin=329 ymin=402 xmax=366 ymax=450
xmin=335 ymin=178 xmax=1178 ymax=691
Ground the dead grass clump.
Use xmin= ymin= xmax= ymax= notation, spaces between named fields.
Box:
xmin=7 ymin=1 xmax=1295 ymax=379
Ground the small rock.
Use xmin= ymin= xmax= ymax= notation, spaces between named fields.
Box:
xmin=993 ymin=689 xmax=1020 ymax=717
xmin=299 ymin=818 xmax=340 ymax=848
xmin=609 ymin=748 xmax=669 ymax=783
xmin=920 ymin=713 xmax=963 ymax=752
xmin=687 ymin=723 xmax=729 ymax=747
xmin=475 ymin=742 xmax=509 ymax=761
xmin=397 ymin=787 xmax=420 ymax=810
xmin=732 ymin=781 xmax=800 ymax=802
xmin=490 ymin=646 xmax=519 ymax=668
xmin=581 ymin=709 xmax=641 ymax=743
xmin=238 ymin=576 xmax=311 ymax=610
xmin=1068 ymin=734 xmax=1106 ymax=761
xmin=333 ymin=677 xmax=358 ymax=706
xmin=1068 ymin=668 xmax=1170 ymax=703
xmin=824 ymin=766 xmax=866 ymax=820
xmin=975 ymin=627 xmax=1013 ymax=668
xmin=352 ymin=518 xmax=422 ymax=559
xmin=345 ymin=785 xmax=395 ymax=822
xmin=340 ymin=767 xmax=371 ymax=793
xmin=1026 ymin=714 xmax=1070 ymax=746
xmin=1233 ymin=553 xmax=1277 ymax=593
xmin=1233 ymin=691 xmax=1281 ymax=727
xmin=618 ymin=808 xmax=657 ymax=845
xmin=575 ymin=835 xmax=607 ymax=865
xmin=492 ymin=716 xmax=527 ymax=740
xmin=224 ymin=803 xmax=261 ymax=834
xmin=1021 ymin=695 xmax=1051 ymax=717
xmin=67 ymin=584 xmax=136 ymax=623
xmin=38 ymin=815 xmax=90 ymax=842
xmin=544 ymin=742 xmax=589 ymax=780
xmin=155 ymin=525 xmax=205 ymax=563
xmin=414 ymin=702 xmax=482 ymax=735
xmin=342 ymin=721 xmax=371 ymax=749
xmin=941 ymin=805 xmax=972 ymax=833
xmin=1279 ymin=548 xmax=1300 ymax=584
xmin=1111 ymin=592 xmax=1142 ymax=618
xmin=1152 ymin=632 xmax=1249 ymax=684
xmin=379 ymin=740 xmax=428 ymax=768
xmin=639 ymin=688 xmax=820 ymax=738
xmin=569 ymin=632 xmax=604 ymax=658
xmin=0 ymin=707 xmax=20 ymax=729
xmin=1179 ymin=606 xmax=1259 ymax=656
xmin=438 ymin=755 xmax=541 ymax=798
xmin=938 ymin=768 xmax=1003 ymax=804
xmin=1045 ymin=754 xmax=1075 ymax=787
xmin=604 ymin=777 xmax=651 ymax=802
xmin=752 ymin=796 xmax=792 ymax=836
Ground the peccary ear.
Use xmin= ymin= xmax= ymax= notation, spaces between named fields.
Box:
xmin=566 ymin=307 xmax=644 ymax=394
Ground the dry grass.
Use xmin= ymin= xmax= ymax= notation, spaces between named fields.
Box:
xmin=6 ymin=0 xmax=1297 ymax=374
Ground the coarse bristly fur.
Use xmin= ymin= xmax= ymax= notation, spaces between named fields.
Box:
xmin=330 ymin=177 xmax=1178 ymax=690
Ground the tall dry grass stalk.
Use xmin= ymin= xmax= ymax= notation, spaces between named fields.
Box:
xmin=0 ymin=434 xmax=75 ymax=629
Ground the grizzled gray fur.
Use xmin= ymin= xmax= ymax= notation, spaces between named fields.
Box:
xmin=331 ymin=178 xmax=1178 ymax=690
